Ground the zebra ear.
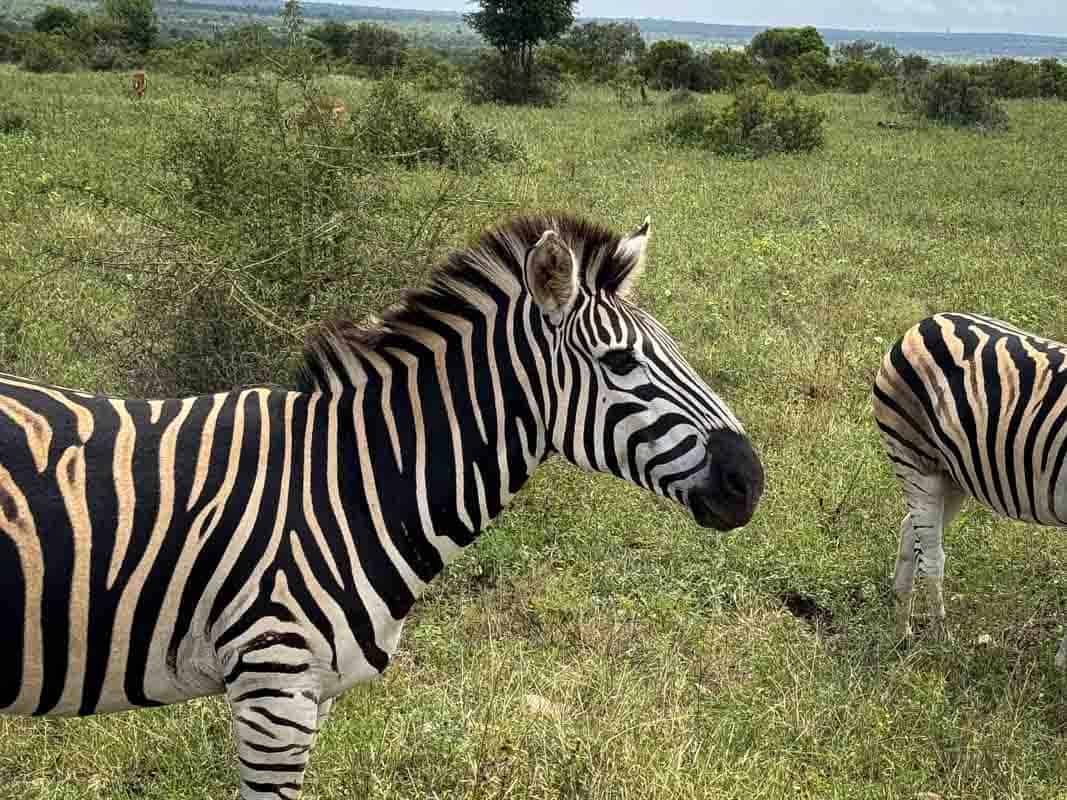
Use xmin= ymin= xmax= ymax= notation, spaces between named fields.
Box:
xmin=525 ymin=230 xmax=578 ymax=325
xmin=608 ymin=216 xmax=651 ymax=299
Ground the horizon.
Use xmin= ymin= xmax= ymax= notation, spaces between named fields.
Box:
xmin=326 ymin=0 xmax=1067 ymax=39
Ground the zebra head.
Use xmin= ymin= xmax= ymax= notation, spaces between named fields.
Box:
xmin=522 ymin=216 xmax=764 ymax=531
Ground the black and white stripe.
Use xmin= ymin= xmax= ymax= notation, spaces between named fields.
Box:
xmin=0 ymin=213 xmax=763 ymax=798
xmin=874 ymin=312 xmax=1067 ymax=662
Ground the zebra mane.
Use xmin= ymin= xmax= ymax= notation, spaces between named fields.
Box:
xmin=299 ymin=213 xmax=641 ymax=393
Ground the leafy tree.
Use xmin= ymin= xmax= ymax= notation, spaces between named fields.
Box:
xmin=639 ymin=39 xmax=693 ymax=89
xmin=349 ymin=22 xmax=406 ymax=72
xmin=464 ymin=0 xmax=576 ymax=78
xmin=749 ymin=26 xmax=828 ymax=61
xmin=102 ymin=0 xmax=158 ymax=51
xmin=833 ymin=39 xmax=899 ymax=71
xmin=1038 ymin=58 xmax=1067 ymax=99
xmin=307 ymin=21 xmax=352 ymax=59
xmin=984 ymin=58 xmax=1039 ymax=98
xmin=900 ymin=54 xmax=930 ymax=78
xmin=32 ymin=5 xmax=81 ymax=34
xmin=839 ymin=59 xmax=881 ymax=93
xmin=749 ymin=27 xmax=829 ymax=89
xmin=689 ymin=49 xmax=759 ymax=92
xmin=558 ymin=21 xmax=644 ymax=81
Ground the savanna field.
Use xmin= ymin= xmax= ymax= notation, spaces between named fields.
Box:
xmin=2 ymin=63 xmax=1067 ymax=799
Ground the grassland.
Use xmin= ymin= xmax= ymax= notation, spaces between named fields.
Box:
xmin=1 ymin=65 xmax=1067 ymax=799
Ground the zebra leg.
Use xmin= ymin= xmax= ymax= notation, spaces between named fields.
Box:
xmin=910 ymin=478 xmax=963 ymax=642
xmin=894 ymin=512 xmax=918 ymax=640
xmin=227 ymin=685 xmax=321 ymax=800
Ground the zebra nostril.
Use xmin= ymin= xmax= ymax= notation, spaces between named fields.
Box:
xmin=724 ymin=471 xmax=749 ymax=499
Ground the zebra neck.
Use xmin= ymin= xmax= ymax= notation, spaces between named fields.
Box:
xmin=322 ymin=305 xmax=552 ymax=614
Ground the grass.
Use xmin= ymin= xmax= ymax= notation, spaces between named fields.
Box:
xmin=2 ymin=64 xmax=1067 ymax=798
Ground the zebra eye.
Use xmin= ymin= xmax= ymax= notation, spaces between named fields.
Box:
xmin=599 ymin=348 xmax=641 ymax=375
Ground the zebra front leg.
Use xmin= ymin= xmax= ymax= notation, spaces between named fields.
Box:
xmin=227 ymin=684 xmax=322 ymax=800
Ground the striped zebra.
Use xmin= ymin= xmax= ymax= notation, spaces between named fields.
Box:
xmin=874 ymin=312 xmax=1067 ymax=664
xmin=0 ymin=213 xmax=764 ymax=798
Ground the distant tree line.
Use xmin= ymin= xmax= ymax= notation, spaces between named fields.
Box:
xmin=1 ymin=0 xmax=1065 ymax=108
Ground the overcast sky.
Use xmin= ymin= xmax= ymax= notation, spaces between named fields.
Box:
xmin=357 ymin=0 xmax=1067 ymax=36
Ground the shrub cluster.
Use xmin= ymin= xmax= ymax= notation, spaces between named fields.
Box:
xmin=352 ymin=79 xmax=523 ymax=168
xmin=891 ymin=65 xmax=1009 ymax=129
xmin=0 ymin=109 xmax=32 ymax=135
xmin=463 ymin=50 xmax=567 ymax=106
xmin=663 ymin=86 xmax=826 ymax=157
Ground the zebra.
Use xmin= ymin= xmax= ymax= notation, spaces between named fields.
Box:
xmin=0 ymin=213 xmax=764 ymax=798
xmin=874 ymin=311 xmax=1067 ymax=665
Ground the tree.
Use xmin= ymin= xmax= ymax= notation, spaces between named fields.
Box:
xmin=833 ymin=39 xmax=899 ymax=71
xmin=307 ymin=21 xmax=352 ymax=59
xmin=348 ymin=22 xmax=406 ymax=72
xmin=1038 ymin=58 xmax=1067 ymax=99
xmin=749 ymin=27 xmax=829 ymax=89
xmin=102 ymin=0 xmax=158 ymax=51
xmin=32 ymin=5 xmax=81 ymax=34
xmin=749 ymin=26 xmax=828 ymax=61
xmin=559 ymin=21 xmax=644 ymax=81
xmin=639 ymin=39 xmax=693 ymax=89
xmin=464 ymin=0 xmax=576 ymax=79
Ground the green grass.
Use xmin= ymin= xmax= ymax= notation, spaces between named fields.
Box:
xmin=2 ymin=65 xmax=1067 ymax=798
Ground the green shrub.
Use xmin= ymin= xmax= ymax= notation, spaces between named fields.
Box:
xmin=19 ymin=32 xmax=79 ymax=72
xmin=640 ymin=39 xmax=694 ymax=90
xmin=348 ymin=21 xmax=407 ymax=73
xmin=900 ymin=54 xmax=930 ymax=78
xmin=663 ymin=86 xmax=825 ymax=158
xmin=32 ymin=5 xmax=82 ymax=34
xmin=400 ymin=47 xmax=460 ymax=92
xmin=463 ymin=50 xmax=566 ymax=106
xmin=894 ymin=66 xmax=1008 ymax=129
xmin=1038 ymin=58 xmax=1067 ymax=100
xmin=0 ymin=31 xmax=25 ymax=64
xmin=839 ymin=59 xmax=882 ymax=93
xmin=352 ymin=78 xmax=522 ymax=170
xmin=982 ymin=58 xmax=1040 ymax=98
xmin=0 ymin=109 xmax=32 ymax=135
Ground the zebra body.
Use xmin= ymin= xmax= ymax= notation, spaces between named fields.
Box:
xmin=0 ymin=214 xmax=764 ymax=798
xmin=873 ymin=312 xmax=1067 ymax=663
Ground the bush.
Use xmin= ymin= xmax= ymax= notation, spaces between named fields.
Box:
xmin=833 ymin=40 xmax=899 ymax=71
xmin=94 ymin=67 xmax=478 ymax=396
xmin=1038 ymin=58 xmax=1067 ymax=99
xmin=899 ymin=54 xmax=930 ymax=78
xmin=983 ymin=57 xmax=1040 ymax=98
xmin=0 ymin=31 xmax=26 ymax=64
xmin=400 ymin=47 xmax=460 ymax=92
xmin=349 ymin=22 xmax=406 ymax=73
xmin=663 ymin=86 xmax=825 ymax=157
xmin=32 ymin=5 xmax=82 ymax=34
xmin=557 ymin=20 xmax=644 ymax=83
xmin=894 ymin=66 xmax=1008 ymax=129
xmin=20 ymin=32 xmax=79 ymax=72
xmin=839 ymin=59 xmax=882 ymax=93
xmin=463 ymin=50 xmax=566 ymax=106
xmin=0 ymin=109 xmax=32 ymax=135
xmin=640 ymin=39 xmax=693 ymax=90
xmin=352 ymin=78 xmax=522 ymax=170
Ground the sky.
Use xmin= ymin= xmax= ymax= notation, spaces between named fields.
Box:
xmin=352 ymin=0 xmax=1067 ymax=36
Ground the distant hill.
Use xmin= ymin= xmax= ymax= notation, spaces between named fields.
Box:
xmin=166 ymin=0 xmax=1067 ymax=60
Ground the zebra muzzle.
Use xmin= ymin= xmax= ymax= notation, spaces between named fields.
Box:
xmin=689 ymin=430 xmax=764 ymax=531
